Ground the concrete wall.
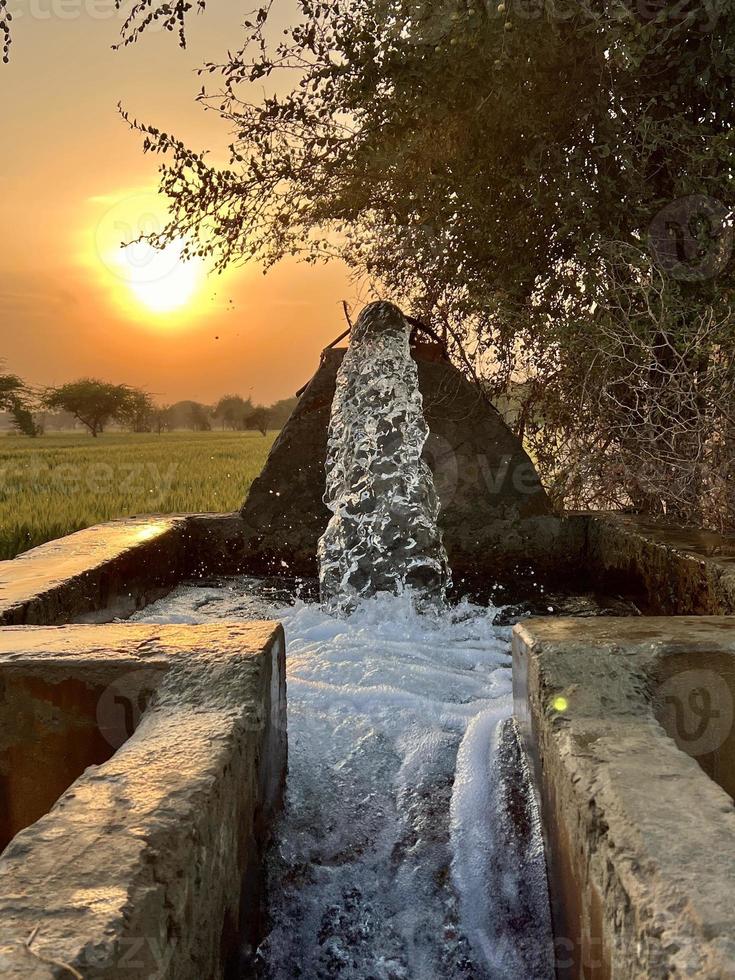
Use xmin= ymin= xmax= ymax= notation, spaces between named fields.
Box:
xmin=0 ymin=622 xmax=286 ymax=979
xmin=513 ymin=617 xmax=735 ymax=979
xmin=4 ymin=510 xmax=735 ymax=623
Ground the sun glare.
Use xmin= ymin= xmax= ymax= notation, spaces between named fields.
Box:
xmin=89 ymin=190 xmax=212 ymax=322
xmin=114 ymin=239 xmax=205 ymax=314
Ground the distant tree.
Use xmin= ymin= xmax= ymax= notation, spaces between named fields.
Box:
xmin=117 ymin=388 xmax=157 ymax=432
xmin=214 ymin=394 xmax=252 ymax=431
xmin=245 ymin=406 xmax=271 ymax=436
xmin=267 ymin=397 xmax=298 ymax=430
xmin=43 ymin=379 xmax=132 ymax=437
xmin=164 ymin=399 xmax=207 ymax=432
xmin=0 ymin=374 xmax=24 ymax=407
xmin=187 ymin=401 xmax=212 ymax=432
xmin=0 ymin=373 xmax=41 ymax=437
xmin=152 ymin=404 xmax=172 ymax=434
xmin=163 ymin=400 xmax=213 ymax=430
xmin=10 ymin=402 xmax=42 ymax=437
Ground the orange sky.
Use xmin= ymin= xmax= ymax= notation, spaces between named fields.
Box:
xmin=0 ymin=1 xmax=355 ymax=405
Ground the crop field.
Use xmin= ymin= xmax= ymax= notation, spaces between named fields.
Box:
xmin=0 ymin=430 xmax=277 ymax=560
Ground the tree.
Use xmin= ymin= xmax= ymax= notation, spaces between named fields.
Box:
xmin=10 ymin=402 xmax=42 ymax=438
xmin=213 ymin=394 xmax=253 ymax=430
xmin=0 ymin=374 xmax=24 ymax=408
xmin=116 ymin=388 xmax=157 ymax=432
xmin=43 ymin=380 xmax=133 ymax=437
xmin=0 ymin=373 xmax=41 ymax=437
xmin=245 ymin=405 xmax=271 ymax=436
xmin=187 ymin=401 xmax=212 ymax=432
xmin=119 ymin=0 xmax=735 ymax=528
xmin=163 ymin=400 xmax=213 ymax=430
xmin=152 ymin=404 xmax=172 ymax=434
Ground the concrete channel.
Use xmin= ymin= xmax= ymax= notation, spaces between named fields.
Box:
xmin=0 ymin=510 xmax=733 ymax=977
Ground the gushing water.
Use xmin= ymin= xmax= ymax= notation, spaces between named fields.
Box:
xmin=133 ymin=300 xmax=553 ymax=976
xmin=134 ymin=582 xmax=554 ymax=979
xmin=318 ymin=302 xmax=450 ymax=614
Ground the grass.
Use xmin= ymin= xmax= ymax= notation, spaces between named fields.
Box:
xmin=0 ymin=430 xmax=277 ymax=560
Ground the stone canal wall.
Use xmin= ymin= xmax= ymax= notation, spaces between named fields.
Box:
xmin=0 ymin=621 xmax=286 ymax=979
xmin=513 ymin=615 xmax=735 ymax=979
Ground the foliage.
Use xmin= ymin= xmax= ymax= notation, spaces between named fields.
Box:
xmin=8 ymin=383 xmax=295 ymax=437
xmin=213 ymin=395 xmax=272 ymax=434
xmin=116 ymin=388 xmax=157 ymax=432
xmin=245 ymin=405 xmax=271 ymax=435
xmin=124 ymin=1 xmax=734 ymax=285
xmin=151 ymin=403 xmax=172 ymax=434
xmin=9 ymin=402 xmax=42 ymax=438
xmin=0 ymin=373 xmax=41 ymax=437
xmin=121 ymin=0 xmax=735 ymax=528
xmin=1 ymin=0 xmax=203 ymax=63
xmin=514 ymin=249 xmax=735 ymax=529
xmin=0 ymin=374 xmax=25 ymax=408
xmin=214 ymin=394 xmax=253 ymax=430
xmin=162 ymin=400 xmax=213 ymax=430
xmin=0 ymin=430 xmax=277 ymax=559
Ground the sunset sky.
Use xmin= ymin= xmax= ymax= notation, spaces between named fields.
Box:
xmin=1 ymin=1 xmax=354 ymax=405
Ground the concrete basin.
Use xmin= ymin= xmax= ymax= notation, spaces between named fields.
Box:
xmin=2 ymin=509 xmax=735 ymax=976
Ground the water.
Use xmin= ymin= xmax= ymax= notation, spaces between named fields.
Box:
xmin=318 ymin=302 xmax=450 ymax=614
xmin=134 ymin=580 xmax=554 ymax=979
xmin=134 ymin=303 xmax=553 ymax=976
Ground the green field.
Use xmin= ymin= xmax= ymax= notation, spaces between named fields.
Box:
xmin=0 ymin=430 xmax=278 ymax=560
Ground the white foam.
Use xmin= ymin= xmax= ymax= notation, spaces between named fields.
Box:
xmin=134 ymin=585 xmax=552 ymax=978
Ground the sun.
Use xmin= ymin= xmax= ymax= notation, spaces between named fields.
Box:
xmin=88 ymin=190 xmax=212 ymax=322
xmin=115 ymin=239 xmax=205 ymax=315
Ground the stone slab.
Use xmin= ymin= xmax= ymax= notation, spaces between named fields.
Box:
xmin=0 ymin=621 xmax=287 ymax=979
xmin=585 ymin=513 xmax=735 ymax=614
xmin=0 ymin=518 xmax=189 ymax=626
xmin=513 ymin=615 xmax=735 ymax=979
